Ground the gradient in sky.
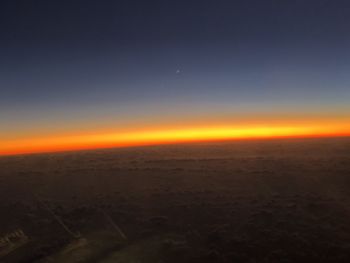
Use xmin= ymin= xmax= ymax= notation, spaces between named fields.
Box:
xmin=1 ymin=0 xmax=350 ymax=155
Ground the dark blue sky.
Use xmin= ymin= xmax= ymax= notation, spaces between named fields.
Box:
xmin=1 ymin=0 xmax=350 ymax=139
xmin=1 ymin=0 xmax=350 ymax=46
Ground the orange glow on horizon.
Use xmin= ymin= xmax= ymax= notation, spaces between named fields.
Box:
xmin=1 ymin=120 xmax=350 ymax=156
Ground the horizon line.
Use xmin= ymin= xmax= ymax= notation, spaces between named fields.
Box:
xmin=1 ymin=123 xmax=350 ymax=156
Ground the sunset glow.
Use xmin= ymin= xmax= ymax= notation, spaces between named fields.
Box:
xmin=2 ymin=120 xmax=350 ymax=156
xmin=1 ymin=1 xmax=350 ymax=157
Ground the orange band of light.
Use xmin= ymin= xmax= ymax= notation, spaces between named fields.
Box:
xmin=1 ymin=121 xmax=350 ymax=156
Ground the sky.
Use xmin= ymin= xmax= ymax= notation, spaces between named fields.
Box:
xmin=1 ymin=0 xmax=350 ymax=155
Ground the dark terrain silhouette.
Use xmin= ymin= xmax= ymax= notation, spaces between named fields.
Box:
xmin=1 ymin=137 xmax=350 ymax=262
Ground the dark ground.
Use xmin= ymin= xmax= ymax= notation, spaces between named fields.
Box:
xmin=1 ymin=137 xmax=350 ymax=262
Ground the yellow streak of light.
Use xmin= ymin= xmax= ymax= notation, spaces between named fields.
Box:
xmin=1 ymin=123 xmax=350 ymax=156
